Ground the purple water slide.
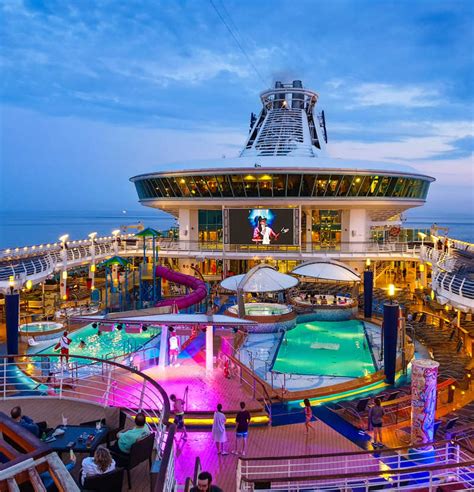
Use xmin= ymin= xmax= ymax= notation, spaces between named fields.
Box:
xmin=154 ymin=266 xmax=208 ymax=310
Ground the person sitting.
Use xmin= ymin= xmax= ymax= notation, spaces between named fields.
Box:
xmin=81 ymin=447 xmax=116 ymax=485
xmin=40 ymin=452 xmax=76 ymax=490
xmin=111 ymin=412 xmax=150 ymax=455
xmin=10 ymin=406 xmax=47 ymax=438
xmin=190 ymin=471 xmax=224 ymax=492
xmin=321 ymin=296 xmax=328 ymax=305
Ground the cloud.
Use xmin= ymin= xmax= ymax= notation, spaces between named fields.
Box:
xmin=351 ymin=83 xmax=441 ymax=108
xmin=328 ymin=136 xmax=454 ymax=161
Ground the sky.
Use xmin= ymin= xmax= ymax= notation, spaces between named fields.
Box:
xmin=0 ymin=0 xmax=473 ymax=219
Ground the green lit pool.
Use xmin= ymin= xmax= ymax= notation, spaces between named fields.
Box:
xmin=35 ymin=324 xmax=161 ymax=364
xmin=272 ymin=320 xmax=376 ymax=378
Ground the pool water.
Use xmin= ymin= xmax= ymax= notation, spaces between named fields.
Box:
xmin=228 ymin=303 xmax=292 ymax=316
xmin=35 ymin=324 xmax=161 ymax=364
xmin=272 ymin=320 xmax=376 ymax=378
xmin=20 ymin=322 xmax=64 ymax=333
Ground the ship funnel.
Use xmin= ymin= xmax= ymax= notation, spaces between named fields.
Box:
xmin=292 ymin=80 xmax=304 ymax=109
xmin=274 ymin=80 xmax=285 ymax=108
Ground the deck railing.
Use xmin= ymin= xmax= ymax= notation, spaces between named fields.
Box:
xmin=0 ymin=354 xmax=175 ymax=492
xmin=236 ymin=440 xmax=474 ymax=491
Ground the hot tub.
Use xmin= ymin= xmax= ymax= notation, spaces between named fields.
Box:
xmin=225 ymin=303 xmax=296 ymax=333
xmin=19 ymin=322 xmax=65 ymax=342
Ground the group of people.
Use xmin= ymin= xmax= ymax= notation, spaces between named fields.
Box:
xmin=9 ymin=405 xmax=151 ymax=487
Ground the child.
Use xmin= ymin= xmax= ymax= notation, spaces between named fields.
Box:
xmin=369 ymin=398 xmax=385 ymax=447
xmin=303 ymin=398 xmax=315 ymax=433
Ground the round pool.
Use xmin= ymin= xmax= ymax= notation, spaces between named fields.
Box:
xmin=225 ymin=303 xmax=296 ymax=333
xmin=19 ymin=322 xmax=64 ymax=342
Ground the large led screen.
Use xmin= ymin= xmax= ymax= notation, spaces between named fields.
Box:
xmin=227 ymin=208 xmax=297 ymax=245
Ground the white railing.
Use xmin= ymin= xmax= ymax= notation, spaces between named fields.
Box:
xmin=0 ymin=238 xmax=422 ymax=292
xmin=0 ymin=353 xmax=175 ymax=492
xmin=236 ymin=441 xmax=474 ymax=491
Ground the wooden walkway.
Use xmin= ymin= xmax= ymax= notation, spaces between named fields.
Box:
xmin=174 ymin=420 xmax=372 ymax=490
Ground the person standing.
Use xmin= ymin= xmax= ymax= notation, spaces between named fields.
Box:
xmin=212 ymin=404 xmax=228 ymax=455
xmin=303 ymin=398 xmax=315 ymax=434
xmin=369 ymin=398 xmax=385 ymax=447
xmin=170 ymin=394 xmax=188 ymax=440
xmin=233 ymin=401 xmax=251 ymax=456
xmin=54 ymin=331 xmax=72 ymax=366
xmin=169 ymin=328 xmax=180 ymax=367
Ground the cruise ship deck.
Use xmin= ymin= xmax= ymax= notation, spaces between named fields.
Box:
xmin=1 ymin=80 xmax=473 ymax=491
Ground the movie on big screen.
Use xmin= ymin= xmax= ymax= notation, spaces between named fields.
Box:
xmin=226 ymin=208 xmax=298 ymax=245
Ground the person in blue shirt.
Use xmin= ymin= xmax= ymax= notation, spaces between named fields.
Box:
xmin=10 ymin=406 xmax=41 ymax=437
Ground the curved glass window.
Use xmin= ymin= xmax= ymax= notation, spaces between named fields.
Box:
xmin=134 ymin=173 xmax=431 ymax=201
xmin=243 ymin=174 xmax=259 ymax=197
xmin=258 ymin=174 xmax=273 ymax=197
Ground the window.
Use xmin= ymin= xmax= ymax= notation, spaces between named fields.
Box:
xmin=258 ymin=174 xmax=273 ymax=197
xmin=198 ymin=210 xmax=222 ymax=243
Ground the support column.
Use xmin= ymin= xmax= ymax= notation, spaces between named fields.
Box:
xmin=363 ymin=270 xmax=374 ymax=318
xmin=237 ymin=288 xmax=246 ymax=319
xmin=206 ymin=325 xmax=214 ymax=372
xmin=60 ymin=248 xmax=68 ymax=301
xmin=410 ymin=359 xmax=440 ymax=459
xmin=88 ymin=233 xmax=96 ymax=290
xmin=383 ymin=302 xmax=399 ymax=384
xmin=305 ymin=210 xmax=312 ymax=252
xmin=419 ymin=263 xmax=427 ymax=288
xmin=158 ymin=325 xmax=169 ymax=368
xmin=6 ymin=293 xmax=20 ymax=356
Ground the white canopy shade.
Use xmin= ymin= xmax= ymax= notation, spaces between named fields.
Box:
xmin=292 ymin=260 xmax=360 ymax=282
xmin=220 ymin=266 xmax=298 ymax=293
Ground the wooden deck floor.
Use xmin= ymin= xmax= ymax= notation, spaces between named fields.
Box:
xmin=143 ymin=356 xmax=263 ymax=414
xmin=173 ymin=420 xmax=375 ymax=490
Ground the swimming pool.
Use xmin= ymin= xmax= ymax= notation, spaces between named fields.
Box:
xmin=272 ymin=320 xmax=376 ymax=378
xmin=34 ymin=324 xmax=161 ymax=364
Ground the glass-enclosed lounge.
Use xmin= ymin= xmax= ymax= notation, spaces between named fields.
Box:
xmin=132 ymin=171 xmax=432 ymax=201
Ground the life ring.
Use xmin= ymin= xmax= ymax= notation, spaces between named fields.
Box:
xmin=389 ymin=226 xmax=401 ymax=237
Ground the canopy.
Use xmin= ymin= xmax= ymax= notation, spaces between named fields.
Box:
xmin=221 ymin=265 xmax=298 ymax=293
xmin=99 ymin=256 xmax=131 ymax=268
xmin=71 ymin=313 xmax=256 ymax=326
xmin=292 ymin=260 xmax=360 ymax=282
xmin=134 ymin=227 xmax=161 ymax=238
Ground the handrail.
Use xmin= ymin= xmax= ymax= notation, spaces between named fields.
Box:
xmin=240 ymin=459 xmax=474 ymax=484
xmin=239 ymin=438 xmax=457 ymax=462
xmin=153 ymin=424 xmax=176 ymax=492
xmin=0 ymin=354 xmax=175 ymax=492
xmin=237 ymin=440 xmax=474 ymax=491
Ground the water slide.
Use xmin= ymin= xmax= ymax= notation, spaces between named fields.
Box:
xmin=154 ymin=266 xmax=208 ymax=311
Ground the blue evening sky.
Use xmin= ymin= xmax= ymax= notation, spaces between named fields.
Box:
xmin=0 ymin=0 xmax=473 ymax=218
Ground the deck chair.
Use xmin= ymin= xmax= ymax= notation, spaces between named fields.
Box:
xmin=81 ymin=468 xmax=124 ymax=491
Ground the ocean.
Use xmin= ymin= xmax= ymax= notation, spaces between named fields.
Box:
xmin=0 ymin=210 xmax=472 ymax=249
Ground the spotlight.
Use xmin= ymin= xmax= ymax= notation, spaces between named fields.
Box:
xmin=142 ymin=324 xmax=148 ymax=332
xmin=92 ymin=322 xmax=98 ymax=329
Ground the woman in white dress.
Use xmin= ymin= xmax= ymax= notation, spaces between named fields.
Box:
xmin=212 ymin=403 xmax=228 ymax=455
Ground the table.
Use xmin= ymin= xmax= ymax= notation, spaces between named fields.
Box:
xmin=47 ymin=425 xmax=109 ymax=455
